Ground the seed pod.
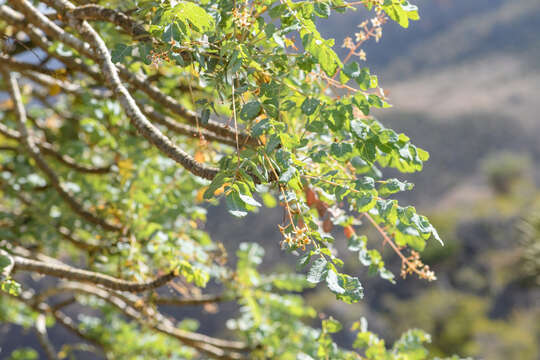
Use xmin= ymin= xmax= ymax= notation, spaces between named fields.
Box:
xmin=305 ymin=187 xmax=317 ymax=207
xmin=315 ymin=201 xmax=328 ymax=217
xmin=323 ymin=217 xmax=333 ymax=233
xmin=344 ymin=225 xmax=355 ymax=239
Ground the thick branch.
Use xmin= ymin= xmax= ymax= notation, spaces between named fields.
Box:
xmin=69 ymin=4 xmax=151 ymax=42
xmin=5 ymin=2 xmax=254 ymax=148
xmin=0 ymin=40 xmax=238 ymax=148
xmin=49 ymin=296 xmax=77 ymax=311
xmin=58 ymin=6 xmax=220 ymax=180
xmin=0 ymin=55 xmax=101 ymax=96
xmin=116 ymin=64 xmax=257 ymax=147
xmin=11 ymin=254 xmax=176 ymax=292
xmin=16 ymin=0 xmax=219 ymax=179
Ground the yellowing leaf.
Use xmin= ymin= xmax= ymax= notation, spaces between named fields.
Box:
xmin=214 ymin=184 xmax=226 ymax=196
xmin=0 ymin=99 xmax=13 ymax=110
xmin=118 ymin=158 xmax=134 ymax=184
xmin=48 ymin=84 xmax=61 ymax=96
xmin=194 ymin=150 xmax=205 ymax=163
xmin=195 ymin=187 xmax=206 ymax=203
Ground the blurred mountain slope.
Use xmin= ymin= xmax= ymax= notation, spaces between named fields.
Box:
xmin=321 ymin=0 xmax=540 ymax=128
xmin=385 ymin=55 xmax=540 ymax=128
xmin=381 ymin=0 xmax=540 ymax=128
xmin=383 ymin=0 xmax=540 ymax=78
xmin=346 ymin=0 xmax=540 ymax=206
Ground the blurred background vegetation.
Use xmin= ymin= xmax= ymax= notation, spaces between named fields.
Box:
xmin=205 ymin=0 xmax=540 ymax=358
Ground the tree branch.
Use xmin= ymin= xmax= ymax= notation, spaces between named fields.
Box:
xmin=5 ymin=2 xmax=255 ymax=149
xmin=154 ymin=293 xmax=233 ymax=306
xmin=0 ymin=122 xmax=113 ymax=174
xmin=68 ymin=4 xmax=152 ymax=42
xmin=11 ymin=289 xmax=109 ymax=357
xmin=115 ymin=64 xmax=257 ymax=147
xmin=57 ymin=4 xmax=220 ymax=180
xmin=0 ymin=6 xmax=102 ymax=81
xmin=11 ymin=0 xmax=93 ymax=57
xmin=56 ymin=226 xmax=105 ymax=252
xmin=11 ymin=254 xmax=176 ymax=292
xmin=34 ymin=313 xmax=59 ymax=360
xmin=58 ymin=282 xmax=248 ymax=359
xmin=1 ymin=71 xmax=122 ymax=231
xmin=22 ymin=69 xmax=111 ymax=98
xmin=140 ymin=103 xmax=239 ymax=147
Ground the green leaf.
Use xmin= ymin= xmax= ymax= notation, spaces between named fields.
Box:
xmin=198 ymin=108 xmax=210 ymax=124
xmin=297 ymin=251 xmax=314 ymax=270
xmin=1 ymin=278 xmax=20 ymax=295
xmin=318 ymin=46 xmax=341 ymax=76
xmin=269 ymin=4 xmax=286 ymax=18
xmin=330 ymin=143 xmax=353 ymax=158
xmin=178 ymin=260 xmax=209 ymax=287
xmin=378 ymin=179 xmax=414 ymax=196
xmin=326 ymin=269 xmax=364 ymax=303
xmin=238 ymin=192 xmax=262 ymax=207
xmin=251 ymin=118 xmax=271 ymax=137
xmin=356 ymin=193 xmax=377 ymax=212
xmin=431 ymin=226 xmax=443 ymax=246
xmin=279 ymin=166 xmax=297 ymax=184
xmin=314 ymin=2 xmax=331 ymax=18
xmin=162 ymin=22 xmax=183 ymax=43
xmin=322 ymin=317 xmax=342 ymax=333
xmin=0 ymin=251 xmax=13 ymax=280
xmin=261 ymin=192 xmax=277 ymax=208
xmin=368 ymin=94 xmax=384 ymax=108
xmin=203 ymin=173 xmax=229 ymax=199
xmin=325 ymin=268 xmax=343 ymax=294
xmin=225 ymin=189 xmax=248 ymax=217
xmin=0 ymin=253 xmax=12 ymax=271
xmin=137 ymin=42 xmax=152 ymax=65
xmin=167 ymin=2 xmax=215 ymax=33
xmin=301 ymin=98 xmax=320 ymax=116
xmin=111 ymin=44 xmax=132 ymax=63
xmin=343 ymin=61 xmax=361 ymax=79
xmin=265 ymin=134 xmax=281 ymax=153
xmin=302 ymin=28 xmax=342 ymax=76
xmin=306 ymin=120 xmax=325 ymax=133
xmin=417 ymin=147 xmax=430 ymax=161
xmin=240 ymin=101 xmax=261 ymax=121
xmin=307 ymin=257 xmax=328 ymax=284
xmin=352 ymin=94 xmax=370 ymax=115
xmin=350 ymin=120 xmax=369 ymax=139
xmin=357 ymin=68 xmax=372 ymax=90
